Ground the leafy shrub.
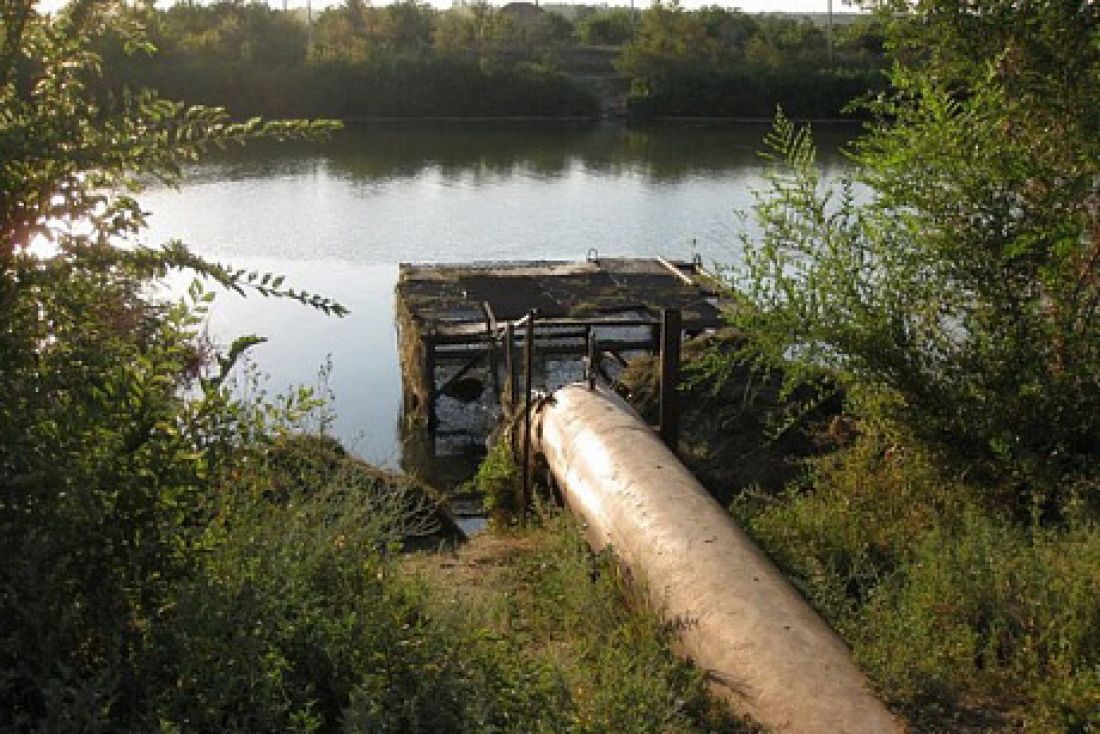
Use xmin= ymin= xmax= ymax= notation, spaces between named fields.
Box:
xmin=731 ymin=4 xmax=1099 ymax=505
xmin=627 ymin=67 xmax=883 ymax=119
xmin=577 ymin=10 xmax=636 ymax=47
xmin=721 ymin=7 xmax=1100 ymax=729
xmin=109 ymin=47 xmax=599 ymax=119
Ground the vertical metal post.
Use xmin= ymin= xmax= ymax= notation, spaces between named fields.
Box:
xmin=483 ymin=302 xmax=500 ymax=404
xmin=423 ymin=334 xmax=437 ymax=431
xmin=585 ymin=325 xmax=597 ymax=389
xmin=521 ymin=311 xmax=536 ymax=525
xmin=659 ymin=309 xmax=681 ymax=450
xmin=504 ymin=322 xmax=516 ymax=411
xmin=486 ymin=336 xmax=500 ymax=406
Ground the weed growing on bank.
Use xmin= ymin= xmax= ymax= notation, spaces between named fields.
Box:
xmin=474 ymin=435 xmax=522 ymax=522
xmin=5 ymin=416 xmax=582 ymax=732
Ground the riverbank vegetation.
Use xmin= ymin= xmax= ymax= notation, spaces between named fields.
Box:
xmin=618 ymin=4 xmax=885 ymax=118
xmin=94 ymin=0 xmax=887 ymax=120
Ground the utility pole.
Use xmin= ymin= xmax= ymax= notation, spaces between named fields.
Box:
xmin=826 ymin=0 xmax=834 ymax=67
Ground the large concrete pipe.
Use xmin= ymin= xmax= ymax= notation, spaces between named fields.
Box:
xmin=532 ymin=384 xmax=900 ymax=734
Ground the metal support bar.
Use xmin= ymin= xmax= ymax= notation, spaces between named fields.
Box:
xmin=521 ymin=309 xmax=536 ymax=525
xmin=657 ymin=255 xmax=695 ymax=285
xmin=423 ymin=335 xmax=436 ymax=430
xmin=659 ymin=308 xmax=681 ymax=449
xmin=585 ymin=325 xmax=597 ymax=389
xmin=432 ymin=315 xmax=720 ymax=343
xmin=487 ymin=333 xmax=500 ymax=404
xmin=433 ymin=339 xmax=656 ymax=361
xmin=483 ymin=302 xmax=500 ymax=405
xmin=604 ymin=348 xmax=629 ymax=368
xmin=504 ymin=321 xmax=516 ymax=411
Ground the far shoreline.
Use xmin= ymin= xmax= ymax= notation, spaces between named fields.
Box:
xmin=336 ymin=115 xmax=864 ymax=125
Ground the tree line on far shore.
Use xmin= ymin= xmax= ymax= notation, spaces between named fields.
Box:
xmin=98 ymin=1 xmax=888 ymax=119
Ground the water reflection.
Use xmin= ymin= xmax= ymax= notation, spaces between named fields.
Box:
xmin=189 ymin=120 xmax=857 ymax=187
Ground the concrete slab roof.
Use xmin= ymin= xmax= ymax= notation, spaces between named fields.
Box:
xmin=397 ymin=257 xmax=728 ymax=335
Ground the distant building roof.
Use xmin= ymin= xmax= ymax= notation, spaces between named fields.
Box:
xmin=500 ymin=2 xmax=544 ymax=24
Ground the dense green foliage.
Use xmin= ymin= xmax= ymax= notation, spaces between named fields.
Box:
xmin=575 ymin=8 xmax=635 ymax=46
xmin=124 ymin=54 xmax=597 ymax=119
xmin=735 ymin=1 xmax=1100 ymax=501
xmin=626 ymin=66 xmax=882 ymax=120
xmin=474 ymin=434 xmax=521 ymax=521
xmin=618 ymin=3 xmax=887 ymax=117
xmin=102 ymin=1 xmax=597 ymax=119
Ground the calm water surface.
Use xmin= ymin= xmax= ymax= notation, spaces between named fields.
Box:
xmin=142 ymin=121 xmax=856 ymax=467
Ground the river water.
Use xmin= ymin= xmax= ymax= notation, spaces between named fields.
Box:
xmin=141 ymin=121 xmax=856 ymax=468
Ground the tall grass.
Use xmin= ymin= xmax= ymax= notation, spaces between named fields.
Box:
xmin=408 ymin=504 xmax=757 ymax=733
xmin=466 ymin=511 xmax=757 ymax=733
xmin=734 ymin=433 xmax=1100 ymax=731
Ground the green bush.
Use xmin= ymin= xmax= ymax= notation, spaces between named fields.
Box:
xmin=139 ymin=478 xmax=570 ymax=733
xmin=106 ymin=32 xmax=599 ymax=119
xmin=627 ymin=67 xmax=884 ymax=119
xmin=731 ymin=4 xmax=1099 ymax=504
xmin=577 ymin=10 xmax=636 ymax=46
xmin=616 ymin=3 xmax=885 ymax=119
xmin=719 ymin=7 xmax=1099 ymax=729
